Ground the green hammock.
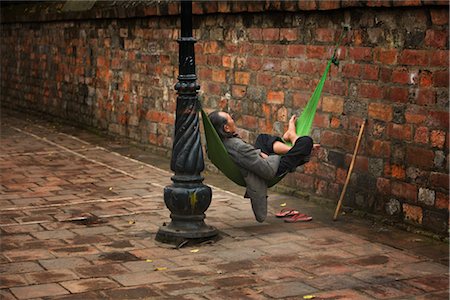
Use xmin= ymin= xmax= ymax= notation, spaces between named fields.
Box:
xmin=201 ymin=58 xmax=332 ymax=188
xmin=201 ymin=27 xmax=347 ymax=187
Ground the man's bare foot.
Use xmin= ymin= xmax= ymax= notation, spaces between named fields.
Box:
xmin=283 ymin=115 xmax=297 ymax=142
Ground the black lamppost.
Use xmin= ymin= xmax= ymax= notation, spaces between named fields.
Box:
xmin=156 ymin=1 xmax=218 ymax=244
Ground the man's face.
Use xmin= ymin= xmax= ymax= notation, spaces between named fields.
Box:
xmin=220 ymin=112 xmax=237 ymax=134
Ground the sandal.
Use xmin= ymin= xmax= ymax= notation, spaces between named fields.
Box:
xmin=283 ymin=213 xmax=312 ymax=223
xmin=275 ymin=208 xmax=300 ymax=218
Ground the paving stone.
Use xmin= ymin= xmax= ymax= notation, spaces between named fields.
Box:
xmin=59 ymin=278 xmax=119 ymax=293
xmin=111 ymin=270 xmax=171 ymax=286
xmin=311 ymin=288 xmax=374 ymax=300
xmin=100 ymin=286 xmax=162 ymax=299
xmin=0 ymin=274 xmax=28 ymax=288
xmin=0 ymin=261 xmax=44 ymax=274
xmin=49 ymin=245 xmax=100 ymax=257
xmin=205 ymin=287 xmax=267 ymax=300
xmin=405 ymin=275 xmax=449 ymax=292
xmin=10 ymin=283 xmax=69 ymax=299
xmin=3 ymin=249 xmax=55 ymax=262
xmin=74 ymin=263 xmax=128 ymax=278
xmin=262 ymin=281 xmax=317 ymax=299
xmin=43 ymin=291 xmax=105 ymax=300
xmin=32 ymin=229 xmax=77 ymax=240
xmin=38 ymin=257 xmax=92 ymax=270
xmin=24 ymin=269 xmax=79 ymax=284
xmin=0 ymin=289 xmax=20 ymax=300
xmin=154 ymin=280 xmax=215 ymax=296
xmin=360 ymin=280 xmax=425 ymax=299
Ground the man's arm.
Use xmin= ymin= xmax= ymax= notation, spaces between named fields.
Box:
xmin=235 ymin=141 xmax=277 ymax=181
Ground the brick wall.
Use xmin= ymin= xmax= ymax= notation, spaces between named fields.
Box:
xmin=1 ymin=1 xmax=448 ymax=234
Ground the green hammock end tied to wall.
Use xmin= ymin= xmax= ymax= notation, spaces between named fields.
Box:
xmin=200 ymin=57 xmax=334 ymax=188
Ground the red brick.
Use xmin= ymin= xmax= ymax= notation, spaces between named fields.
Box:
xmin=387 ymin=86 xmax=409 ymax=103
xmin=425 ymin=30 xmax=448 ymax=49
xmin=231 ymin=85 xmax=246 ymax=98
xmin=430 ymin=130 xmax=446 ymax=149
xmin=398 ymin=50 xmax=429 ymax=66
xmin=367 ymin=140 xmax=391 ymax=158
xmin=359 ymin=83 xmax=384 ymax=99
xmin=313 ymin=112 xmax=330 ymax=128
xmin=298 ymin=0 xmax=317 ymax=10
xmin=203 ymin=41 xmax=219 ymax=54
xmin=321 ymin=130 xmax=339 ymax=147
xmin=368 ymin=102 xmax=392 ymax=121
xmin=349 ymin=47 xmax=373 ymax=61
xmin=430 ymin=50 xmax=449 ymax=66
xmin=248 ymin=28 xmax=262 ymax=41
xmin=212 ymin=70 xmax=226 ymax=83
xmin=430 ymin=172 xmax=449 ymax=190
xmin=306 ymin=45 xmax=327 ymax=59
xmin=427 ymin=111 xmax=449 ymax=129
xmin=390 ymin=164 xmax=406 ymax=179
xmin=60 ymin=278 xmax=119 ymax=293
xmin=430 ymin=8 xmax=449 ymax=25
xmin=405 ymin=106 xmax=427 ymax=124
xmin=262 ymin=28 xmax=280 ymax=41
xmin=419 ymin=70 xmax=433 ymax=87
xmin=403 ymin=203 xmax=422 ymax=224
xmin=380 ymin=67 xmax=392 ymax=83
xmin=322 ymin=96 xmax=344 ymax=114
xmin=280 ymin=28 xmax=298 ymax=41
xmin=342 ymin=64 xmax=361 ymax=78
xmin=241 ymin=115 xmax=258 ymax=129
xmin=318 ymin=0 xmax=341 ymax=10
xmin=246 ymin=57 xmax=262 ymax=71
xmin=433 ymin=70 xmax=449 ymax=87
xmin=256 ymin=73 xmax=272 ymax=86
xmin=267 ymin=91 xmax=284 ymax=104
xmin=315 ymin=28 xmax=335 ymax=42
xmin=406 ymin=146 xmax=435 ymax=168
xmin=207 ymin=55 xmax=222 ymax=66
xmin=287 ymin=45 xmax=306 ymax=57
xmin=392 ymin=182 xmax=418 ymax=202
xmin=362 ymin=65 xmax=379 ymax=81
xmin=435 ymin=192 xmax=449 ymax=209
xmin=234 ymin=71 xmax=250 ymax=85
xmin=414 ymin=126 xmax=429 ymax=144
xmin=222 ymin=55 xmax=233 ymax=68
xmin=374 ymin=48 xmax=398 ymax=64
xmin=392 ymin=0 xmax=422 ymax=6
xmin=203 ymin=1 xmax=218 ymax=13
xmin=377 ymin=177 xmax=391 ymax=195
xmin=266 ymin=44 xmax=286 ymax=57
xmin=388 ymin=123 xmax=412 ymax=140
xmin=391 ymin=67 xmax=411 ymax=84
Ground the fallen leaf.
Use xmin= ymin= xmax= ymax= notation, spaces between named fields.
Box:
xmin=280 ymin=203 xmax=287 ymax=207
xmin=128 ymin=220 xmax=136 ymax=224
xmin=190 ymin=249 xmax=199 ymax=253
xmin=145 ymin=259 xmax=153 ymax=262
xmin=154 ymin=267 xmax=167 ymax=271
xmin=303 ymin=295 xmax=315 ymax=299
xmin=108 ymin=187 xmax=113 ymax=191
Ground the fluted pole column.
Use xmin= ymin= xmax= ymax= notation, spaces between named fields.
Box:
xmin=155 ymin=1 xmax=217 ymax=243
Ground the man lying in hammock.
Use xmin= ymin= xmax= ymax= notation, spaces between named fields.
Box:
xmin=208 ymin=111 xmax=317 ymax=223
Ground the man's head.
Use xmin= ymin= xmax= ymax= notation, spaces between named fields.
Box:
xmin=208 ymin=111 xmax=237 ymax=139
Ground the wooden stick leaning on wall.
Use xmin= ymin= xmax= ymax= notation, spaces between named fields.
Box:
xmin=333 ymin=119 xmax=366 ymax=221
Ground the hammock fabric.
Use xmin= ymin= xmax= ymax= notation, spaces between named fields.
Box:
xmin=200 ymin=25 xmax=348 ymax=187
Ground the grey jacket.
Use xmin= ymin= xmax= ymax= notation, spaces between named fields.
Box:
xmin=223 ymin=137 xmax=281 ymax=222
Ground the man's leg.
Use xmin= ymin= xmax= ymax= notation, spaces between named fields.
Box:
xmin=276 ymin=136 xmax=313 ymax=177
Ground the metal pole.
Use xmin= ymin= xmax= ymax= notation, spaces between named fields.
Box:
xmin=156 ymin=1 xmax=217 ymax=244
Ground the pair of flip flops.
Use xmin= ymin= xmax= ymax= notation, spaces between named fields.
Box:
xmin=275 ymin=208 xmax=312 ymax=222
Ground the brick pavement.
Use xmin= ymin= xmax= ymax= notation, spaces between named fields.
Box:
xmin=0 ymin=111 xmax=448 ymax=300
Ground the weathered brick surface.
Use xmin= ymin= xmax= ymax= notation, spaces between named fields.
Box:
xmin=0 ymin=1 xmax=448 ymax=234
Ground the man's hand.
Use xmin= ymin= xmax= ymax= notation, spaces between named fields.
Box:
xmin=259 ymin=152 xmax=268 ymax=159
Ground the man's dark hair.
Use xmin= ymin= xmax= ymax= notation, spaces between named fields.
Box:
xmin=208 ymin=111 xmax=234 ymax=139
